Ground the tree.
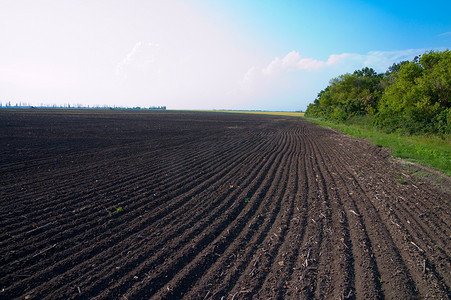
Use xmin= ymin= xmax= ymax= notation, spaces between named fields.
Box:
xmin=305 ymin=67 xmax=383 ymax=121
xmin=374 ymin=50 xmax=450 ymax=134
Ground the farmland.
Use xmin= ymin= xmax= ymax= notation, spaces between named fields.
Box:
xmin=207 ymin=111 xmax=304 ymax=117
xmin=0 ymin=109 xmax=449 ymax=299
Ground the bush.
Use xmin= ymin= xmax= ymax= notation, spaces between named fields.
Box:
xmin=307 ymin=49 xmax=450 ymax=136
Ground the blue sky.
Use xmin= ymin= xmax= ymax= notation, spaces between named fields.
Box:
xmin=1 ymin=0 xmax=450 ymax=111
xmin=216 ymin=0 xmax=449 ymax=55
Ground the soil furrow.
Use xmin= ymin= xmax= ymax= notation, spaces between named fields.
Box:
xmin=1 ymin=110 xmax=449 ymax=299
xmin=313 ymin=136 xmax=418 ymax=299
xmin=118 ymin=126 xmax=292 ymax=299
xmin=186 ymin=131 xmax=298 ymax=299
xmin=39 ymin=137 xmax=271 ymax=299
xmin=228 ymin=131 xmax=301 ymax=299
xmin=307 ymin=137 xmax=355 ymax=299
xmin=39 ymin=125 xmax=284 ymax=299
xmin=320 ymin=135 xmax=450 ymax=298
xmin=2 ymin=133 xmax=264 ymax=298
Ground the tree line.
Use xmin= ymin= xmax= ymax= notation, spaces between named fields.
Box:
xmin=305 ymin=50 xmax=450 ymax=135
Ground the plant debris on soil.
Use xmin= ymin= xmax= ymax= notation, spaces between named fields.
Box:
xmin=0 ymin=109 xmax=450 ymax=299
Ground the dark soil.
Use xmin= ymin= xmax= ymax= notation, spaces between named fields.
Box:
xmin=0 ymin=109 xmax=449 ymax=299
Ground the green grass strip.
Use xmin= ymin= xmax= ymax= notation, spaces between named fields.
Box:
xmin=304 ymin=117 xmax=451 ymax=176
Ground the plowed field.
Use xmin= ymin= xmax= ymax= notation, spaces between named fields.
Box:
xmin=1 ymin=109 xmax=450 ymax=299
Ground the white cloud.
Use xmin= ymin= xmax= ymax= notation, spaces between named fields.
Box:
xmin=359 ymin=49 xmax=427 ymax=71
xmin=262 ymin=51 xmax=348 ymax=75
xmin=327 ymin=53 xmax=349 ymax=66
xmin=236 ymin=48 xmax=431 ymax=110
xmin=245 ymin=48 xmax=428 ymax=88
xmin=114 ymin=41 xmax=186 ymax=97
xmin=242 ymin=51 xmax=350 ymax=93
xmin=438 ymin=31 xmax=451 ymax=37
xmin=116 ymin=42 xmax=145 ymax=77
xmin=116 ymin=42 xmax=167 ymax=79
xmin=113 ymin=39 xmax=252 ymax=109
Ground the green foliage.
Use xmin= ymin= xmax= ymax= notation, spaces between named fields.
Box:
xmin=105 ymin=206 xmax=124 ymax=216
xmin=396 ymin=178 xmax=407 ymax=184
xmin=306 ymin=49 xmax=451 ymax=136
xmin=375 ymin=50 xmax=450 ymax=134
xmin=306 ymin=67 xmax=384 ymax=122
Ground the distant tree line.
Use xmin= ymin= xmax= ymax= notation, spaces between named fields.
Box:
xmin=305 ymin=49 xmax=450 ymax=135
xmin=0 ymin=103 xmax=166 ymax=110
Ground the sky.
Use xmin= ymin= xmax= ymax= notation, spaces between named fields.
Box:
xmin=1 ymin=0 xmax=450 ymax=111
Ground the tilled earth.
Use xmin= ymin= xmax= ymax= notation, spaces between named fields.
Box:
xmin=0 ymin=109 xmax=449 ymax=299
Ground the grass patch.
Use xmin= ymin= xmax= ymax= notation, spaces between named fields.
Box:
xmin=396 ymin=178 xmax=407 ymax=184
xmin=105 ymin=206 xmax=124 ymax=216
xmin=304 ymin=117 xmax=451 ymax=176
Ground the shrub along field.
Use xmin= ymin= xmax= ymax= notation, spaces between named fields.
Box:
xmin=305 ymin=49 xmax=450 ymax=176
xmin=305 ymin=49 xmax=450 ymax=135
xmin=0 ymin=109 xmax=449 ymax=299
